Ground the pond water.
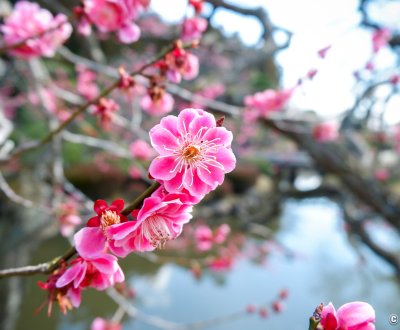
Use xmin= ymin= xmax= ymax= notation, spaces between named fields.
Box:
xmin=14 ymin=198 xmax=400 ymax=330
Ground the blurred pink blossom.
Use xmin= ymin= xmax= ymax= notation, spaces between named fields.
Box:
xmin=129 ymin=139 xmax=154 ymax=161
xmin=244 ymin=88 xmax=293 ymax=118
xmin=181 ymin=17 xmax=208 ymax=41
xmin=77 ymin=66 xmax=99 ymax=100
xmin=372 ymin=28 xmax=391 ymax=53
xmin=91 ymin=318 xmax=122 ymax=330
xmin=141 ymin=92 xmax=174 ymax=116
xmin=1 ymin=1 xmax=72 ymax=58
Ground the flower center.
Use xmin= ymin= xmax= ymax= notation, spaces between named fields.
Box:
xmin=100 ymin=210 xmax=120 ymax=231
xmin=182 ymin=145 xmax=200 ymax=160
xmin=142 ymin=215 xmax=172 ymax=249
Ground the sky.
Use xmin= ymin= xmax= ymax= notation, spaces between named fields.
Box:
xmin=150 ymin=0 xmax=400 ymax=123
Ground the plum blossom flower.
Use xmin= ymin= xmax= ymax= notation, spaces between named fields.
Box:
xmin=92 ymin=98 xmax=120 ymax=129
xmin=1 ymin=1 xmax=72 ymax=58
xmin=74 ymin=199 xmax=129 ymax=258
xmin=91 ymin=317 xmax=122 ymax=330
xmin=130 ymin=139 xmax=155 ymax=161
xmin=195 ymin=224 xmax=230 ymax=251
xmin=317 ymin=45 xmax=331 ymax=58
xmin=79 ymin=0 xmax=147 ymax=43
xmin=55 ymin=254 xmax=124 ymax=292
xmin=244 ymin=88 xmax=293 ymax=118
xmin=165 ymin=49 xmax=199 ymax=84
xmin=57 ymin=201 xmax=82 ymax=237
xmin=181 ymin=17 xmax=208 ymax=41
xmin=107 ymin=187 xmax=193 ymax=252
xmin=320 ymin=302 xmax=375 ymax=330
xmin=77 ymin=66 xmax=99 ymax=100
xmin=141 ymin=90 xmax=174 ymax=116
xmin=149 ymin=108 xmax=236 ymax=198
xmin=38 ymin=265 xmax=81 ymax=316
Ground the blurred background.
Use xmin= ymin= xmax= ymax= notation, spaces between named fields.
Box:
xmin=1 ymin=0 xmax=400 ymax=329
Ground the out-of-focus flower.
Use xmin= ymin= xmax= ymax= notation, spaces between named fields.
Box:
xmin=374 ymin=168 xmax=389 ymax=182
xmin=320 ymin=302 xmax=375 ymax=330
xmin=317 ymin=45 xmax=331 ymax=58
xmin=91 ymin=317 xmax=122 ymax=330
xmin=141 ymin=89 xmax=174 ymax=116
xmin=181 ymin=17 xmax=208 ymax=41
xmin=149 ymin=108 xmax=236 ymax=198
xmin=129 ymin=139 xmax=154 ymax=161
xmin=92 ymin=98 xmax=119 ymax=129
xmin=165 ymin=48 xmax=200 ymax=84
xmin=372 ymin=28 xmax=391 ymax=53
xmin=57 ymin=201 xmax=82 ymax=237
xmin=77 ymin=66 xmax=99 ymax=100
xmin=244 ymin=88 xmax=293 ymax=119
xmin=1 ymin=1 xmax=72 ymax=58
xmin=194 ymin=224 xmax=230 ymax=251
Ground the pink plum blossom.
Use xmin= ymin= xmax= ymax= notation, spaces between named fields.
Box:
xmin=38 ymin=265 xmax=81 ymax=316
xmin=149 ymin=108 xmax=236 ymax=198
xmin=372 ymin=28 xmax=391 ymax=53
xmin=77 ymin=66 xmax=99 ymax=100
xmin=130 ymin=139 xmax=154 ymax=161
xmin=92 ymin=98 xmax=120 ymax=129
xmin=214 ymin=224 xmax=230 ymax=243
xmin=91 ymin=318 xmax=122 ymax=330
xmin=312 ymin=122 xmax=339 ymax=142
xmin=320 ymin=302 xmax=375 ymax=330
xmin=107 ymin=187 xmax=193 ymax=252
xmin=194 ymin=224 xmax=230 ymax=251
xmin=74 ymin=199 xmax=130 ymax=258
xmin=181 ymin=17 xmax=208 ymax=41
xmin=165 ymin=48 xmax=200 ymax=83
xmin=1 ymin=1 xmax=72 ymax=58
xmin=55 ymin=254 xmax=124 ymax=292
xmin=80 ymin=0 xmax=145 ymax=43
xmin=141 ymin=92 xmax=174 ymax=116
xmin=244 ymin=88 xmax=293 ymax=118
xmin=57 ymin=201 xmax=82 ymax=237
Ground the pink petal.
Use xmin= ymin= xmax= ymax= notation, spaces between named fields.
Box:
xmin=185 ymin=171 xmax=210 ymax=197
xmin=68 ymin=288 xmax=81 ymax=308
xmin=107 ymin=221 xmax=135 ymax=240
xmin=55 ymin=262 xmax=82 ymax=288
xmin=149 ymin=156 xmax=178 ymax=180
xmin=160 ymin=115 xmax=179 ymax=136
xmin=73 ymin=261 xmax=88 ymax=288
xmin=137 ymin=197 xmax=165 ymax=221
xmin=337 ymin=302 xmax=375 ymax=328
xmin=188 ymin=114 xmax=216 ymax=137
xmin=108 ymin=239 xmax=132 ymax=258
xmin=91 ymin=254 xmax=117 ymax=274
xmin=94 ymin=200 xmax=108 ymax=214
xmin=87 ymin=216 xmax=100 ymax=227
xmin=74 ymin=227 xmax=106 ymax=259
xmin=178 ymin=108 xmax=199 ymax=133
xmin=117 ymin=23 xmax=140 ymax=44
xmin=163 ymin=170 xmax=185 ymax=193
xmin=215 ymin=148 xmax=236 ymax=173
xmin=197 ymin=165 xmax=224 ymax=187
xmin=203 ymin=127 xmax=233 ymax=147
xmin=150 ymin=126 xmax=179 ymax=155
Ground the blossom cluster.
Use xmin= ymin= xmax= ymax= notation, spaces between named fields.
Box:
xmin=75 ymin=0 xmax=150 ymax=44
xmin=1 ymin=1 xmax=72 ymax=58
xmin=40 ymin=108 xmax=236 ymax=314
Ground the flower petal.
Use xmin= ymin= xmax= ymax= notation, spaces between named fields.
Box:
xmin=55 ymin=262 xmax=81 ymax=288
xmin=337 ymin=302 xmax=375 ymax=329
xmin=74 ymin=227 xmax=106 ymax=259
xmin=149 ymin=156 xmax=178 ymax=180
xmin=110 ymin=199 xmax=124 ymax=212
xmin=150 ymin=126 xmax=179 ymax=155
xmin=215 ymin=148 xmax=236 ymax=173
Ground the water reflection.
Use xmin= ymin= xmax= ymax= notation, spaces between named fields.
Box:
xmin=15 ymin=198 xmax=400 ymax=330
